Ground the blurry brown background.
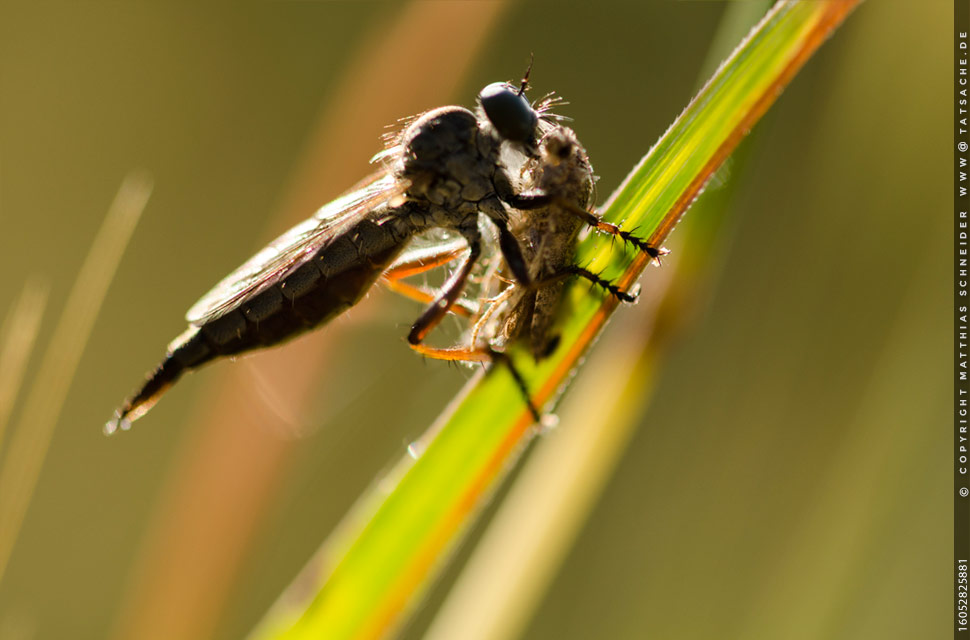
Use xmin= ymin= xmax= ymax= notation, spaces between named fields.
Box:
xmin=0 ymin=1 xmax=948 ymax=639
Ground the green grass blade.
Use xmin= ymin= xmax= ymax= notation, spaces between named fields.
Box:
xmin=420 ymin=3 xmax=774 ymax=637
xmin=249 ymin=2 xmax=861 ymax=638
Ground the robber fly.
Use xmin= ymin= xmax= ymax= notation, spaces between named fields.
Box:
xmin=404 ymin=121 xmax=663 ymax=413
xmin=106 ymin=75 xmax=561 ymax=434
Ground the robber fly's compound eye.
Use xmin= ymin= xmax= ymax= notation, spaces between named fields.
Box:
xmin=479 ymin=82 xmax=538 ymax=144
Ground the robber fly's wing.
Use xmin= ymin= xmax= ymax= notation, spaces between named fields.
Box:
xmin=186 ymin=172 xmax=406 ymax=326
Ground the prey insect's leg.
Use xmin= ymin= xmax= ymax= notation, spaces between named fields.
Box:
xmin=410 ymin=343 xmax=542 ymax=423
xmin=469 ymin=284 xmax=515 ymax=348
xmin=507 ymin=193 xmax=667 ymax=263
xmin=407 ymin=229 xmax=481 ymax=345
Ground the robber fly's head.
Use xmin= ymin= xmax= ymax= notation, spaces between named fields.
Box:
xmin=478 ymin=82 xmax=539 ymax=148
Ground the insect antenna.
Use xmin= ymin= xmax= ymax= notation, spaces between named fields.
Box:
xmin=518 ymin=53 xmax=534 ymax=96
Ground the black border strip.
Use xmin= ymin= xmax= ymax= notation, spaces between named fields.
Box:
xmin=956 ymin=1 xmax=969 ymax=636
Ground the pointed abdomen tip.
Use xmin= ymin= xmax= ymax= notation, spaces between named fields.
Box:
xmin=104 ymin=412 xmax=132 ymax=436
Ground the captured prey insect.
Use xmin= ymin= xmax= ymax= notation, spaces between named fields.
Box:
xmin=106 ymin=75 xmax=565 ymax=434
xmin=401 ymin=120 xmax=665 ymax=414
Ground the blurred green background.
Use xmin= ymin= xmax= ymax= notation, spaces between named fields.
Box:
xmin=0 ymin=1 xmax=948 ymax=639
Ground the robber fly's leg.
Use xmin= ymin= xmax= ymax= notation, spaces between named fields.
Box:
xmin=564 ymin=203 xmax=668 ymax=263
xmin=487 ymin=177 xmax=536 ymax=286
xmin=504 ymin=192 xmax=552 ymax=210
xmin=492 ymin=217 xmax=532 ymax=286
xmin=561 ymin=265 xmax=637 ymax=302
xmin=531 ymin=265 xmax=637 ymax=303
xmin=382 ymin=241 xmax=467 ymax=281
xmin=383 ymin=278 xmax=478 ymax=319
xmin=381 ymin=237 xmax=477 ymax=318
xmin=407 ymin=229 xmax=481 ymax=345
xmin=490 ymin=350 xmax=542 ymax=423
xmin=410 ymin=343 xmax=542 ymax=423
xmin=508 ymin=193 xmax=667 ymax=264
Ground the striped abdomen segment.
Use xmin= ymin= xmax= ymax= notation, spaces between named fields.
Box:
xmin=106 ymin=217 xmax=410 ymax=433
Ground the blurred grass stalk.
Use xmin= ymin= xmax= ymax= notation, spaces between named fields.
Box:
xmin=0 ymin=279 xmax=49 ymax=451
xmin=0 ymin=172 xmax=151 ymax=583
xmin=250 ymin=1 xmax=861 ymax=639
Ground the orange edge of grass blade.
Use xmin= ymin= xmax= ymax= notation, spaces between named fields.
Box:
xmin=372 ymin=0 xmax=864 ymax=630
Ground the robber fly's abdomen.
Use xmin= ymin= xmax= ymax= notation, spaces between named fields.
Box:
xmin=194 ymin=237 xmax=405 ymax=356
xmin=107 ymin=217 xmax=410 ymax=432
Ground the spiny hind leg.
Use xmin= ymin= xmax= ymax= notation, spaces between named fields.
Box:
xmin=576 ymin=213 xmax=668 ymax=264
xmin=555 ymin=197 xmax=668 ymax=262
xmin=530 ymin=265 xmax=638 ymax=303
xmin=409 ymin=343 xmax=542 ymax=423
xmin=563 ymin=265 xmax=638 ymax=302
xmin=508 ymin=193 xmax=668 ymax=263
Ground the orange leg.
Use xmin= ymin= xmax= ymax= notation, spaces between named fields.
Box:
xmin=383 ymin=238 xmax=467 ymax=280
xmin=380 ymin=234 xmax=542 ymax=421
xmin=407 ymin=233 xmax=481 ymax=344
xmin=410 ymin=342 xmax=541 ymax=423
xmin=381 ymin=237 xmax=476 ymax=319
xmin=382 ymin=277 xmax=477 ymax=319
xmin=410 ymin=342 xmax=492 ymax=363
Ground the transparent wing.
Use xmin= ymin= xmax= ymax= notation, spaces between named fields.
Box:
xmin=384 ymin=230 xmax=468 ymax=278
xmin=186 ymin=171 xmax=406 ymax=325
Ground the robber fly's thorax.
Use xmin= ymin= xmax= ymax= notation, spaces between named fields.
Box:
xmin=396 ymin=106 xmax=517 ymax=229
